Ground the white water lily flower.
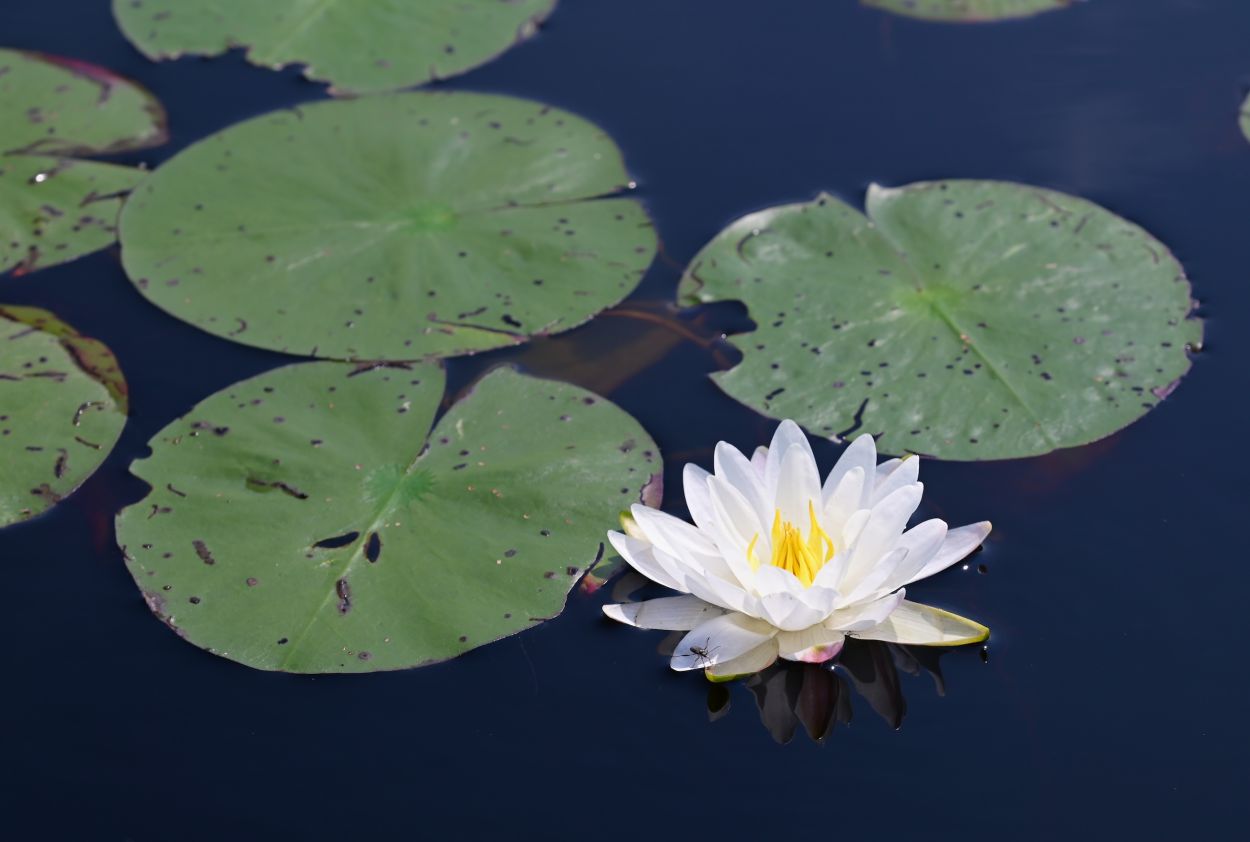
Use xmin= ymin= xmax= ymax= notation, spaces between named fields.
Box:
xmin=603 ymin=421 xmax=991 ymax=679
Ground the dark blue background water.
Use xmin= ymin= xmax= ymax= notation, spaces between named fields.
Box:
xmin=2 ymin=1 xmax=1247 ymax=838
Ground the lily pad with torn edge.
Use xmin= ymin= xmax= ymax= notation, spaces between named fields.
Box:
xmin=119 ymin=91 xmax=656 ymax=361
xmin=679 ymin=180 xmax=1201 ymax=461
xmin=116 ymin=363 xmax=661 ymax=673
xmin=862 ymin=0 xmax=1076 ymax=22
xmin=0 ymin=306 xmax=129 ymax=527
xmin=0 ymin=49 xmax=167 ymax=275
xmin=113 ymin=0 xmax=557 ymax=95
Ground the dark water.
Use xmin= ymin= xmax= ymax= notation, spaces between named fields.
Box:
xmin=3 ymin=0 xmax=1248 ymax=838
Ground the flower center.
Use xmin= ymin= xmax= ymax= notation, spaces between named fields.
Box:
xmin=746 ymin=501 xmax=835 ymax=587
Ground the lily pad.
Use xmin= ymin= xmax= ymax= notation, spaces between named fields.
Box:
xmin=0 ymin=49 xmax=166 ymax=275
xmin=116 ymin=363 xmax=661 ymax=673
xmin=1241 ymin=93 xmax=1250 ymax=144
xmin=679 ymin=180 xmax=1201 ymax=461
xmin=0 ymin=306 xmax=128 ymax=527
xmin=113 ymin=0 xmax=557 ymax=95
xmin=119 ymin=92 xmax=655 ymax=361
xmin=862 ymin=0 xmax=1074 ymax=21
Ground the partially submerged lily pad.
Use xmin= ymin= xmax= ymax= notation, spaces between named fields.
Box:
xmin=113 ymin=0 xmax=557 ymax=95
xmin=0 ymin=306 xmax=128 ymax=527
xmin=0 ymin=49 xmax=166 ymax=275
xmin=862 ymin=0 xmax=1075 ymax=21
xmin=679 ymin=181 xmax=1201 ymax=461
xmin=119 ymin=92 xmax=655 ymax=361
xmin=116 ymin=363 xmax=661 ymax=673
xmin=1240 ymin=93 xmax=1250 ymax=144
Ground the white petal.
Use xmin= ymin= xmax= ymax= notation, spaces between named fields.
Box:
xmin=705 ymin=638 xmax=780 ymax=679
xmin=765 ymin=420 xmax=815 ymax=499
xmin=608 ymin=531 xmax=684 ymax=592
xmin=603 ymin=595 xmax=724 ymax=630
xmin=777 ymin=626 xmax=846 ymax=663
xmin=822 ymin=434 xmax=877 ymax=505
xmin=705 ymin=476 xmax=767 ymax=585
xmin=750 ymin=445 xmax=769 ymax=478
xmin=682 ymin=463 xmax=715 ymax=531
xmin=679 ymin=566 xmax=750 ymax=613
xmin=902 ymin=521 xmax=992 ymax=586
xmin=758 ymin=592 xmax=828 ymax=631
xmin=827 ymin=589 xmax=906 ymax=633
xmin=773 ymin=442 xmax=823 ymax=528
xmin=714 ymin=441 xmax=772 ymax=527
xmin=630 ymin=504 xmax=719 ymax=562
xmin=853 ymin=599 xmax=989 ymax=646
xmin=839 ymin=546 xmax=909 ymax=606
xmin=840 ymin=484 xmax=923 ymax=589
xmin=821 ymin=465 xmax=865 ymax=535
xmin=871 ymin=454 xmax=920 ymax=505
xmin=841 ymin=508 xmax=871 ymax=549
xmin=867 ymin=518 xmax=947 ymax=598
xmin=671 ymin=613 xmax=778 ymax=671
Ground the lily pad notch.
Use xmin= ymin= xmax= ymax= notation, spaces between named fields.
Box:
xmin=0 ymin=306 xmax=128 ymax=527
xmin=0 ymin=49 xmax=167 ymax=275
xmin=112 ymin=0 xmax=559 ymax=95
xmin=116 ymin=362 xmax=661 ymax=673
xmin=679 ymin=180 xmax=1202 ymax=461
xmin=119 ymin=91 xmax=656 ymax=361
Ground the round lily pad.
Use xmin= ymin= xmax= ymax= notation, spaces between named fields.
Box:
xmin=862 ymin=0 xmax=1074 ymax=21
xmin=119 ymin=92 xmax=655 ymax=361
xmin=679 ymin=180 xmax=1201 ymax=461
xmin=116 ymin=363 xmax=661 ymax=673
xmin=0 ymin=49 xmax=166 ymax=275
xmin=113 ymin=0 xmax=557 ymax=95
xmin=0 ymin=306 xmax=128 ymax=527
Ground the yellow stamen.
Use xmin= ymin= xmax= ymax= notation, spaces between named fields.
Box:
xmin=746 ymin=501 xmax=835 ymax=587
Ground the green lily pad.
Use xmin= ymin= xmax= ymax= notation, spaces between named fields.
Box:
xmin=112 ymin=0 xmax=557 ymax=95
xmin=679 ymin=180 xmax=1201 ymax=461
xmin=119 ymin=92 xmax=655 ymax=361
xmin=116 ymin=363 xmax=661 ymax=673
xmin=0 ymin=306 xmax=128 ymax=527
xmin=0 ymin=49 xmax=166 ymax=275
xmin=862 ymin=0 xmax=1074 ymax=21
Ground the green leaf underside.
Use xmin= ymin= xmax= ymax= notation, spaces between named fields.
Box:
xmin=1240 ymin=93 xmax=1250 ymax=145
xmin=0 ymin=306 xmax=128 ymax=527
xmin=0 ymin=48 xmax=166 ymax=275
xmin=116 ymin=364 xmax=661 ymax=673
xmin=119 ymin=92 xmax=656 ymax=361
xmin=679 ymin=181 xmax=1201 ymax=461
xmin=862 ymin=0 xmax=1073 ymax=21
xmin=112 ymin=0 xmax=557 ymax=95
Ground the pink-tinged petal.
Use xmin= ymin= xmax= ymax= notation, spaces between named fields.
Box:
xmin=765 ymin=420 xmax=815 ymax=499
xmin=608 ymin=531 xmax=684 ymax=592
xmin=671 ymin=613 xmax=778 ymax=671
xmin=705 ymin=638 xmax=780 ymax=680
xmin=603 ymin=595 xmax=724 ymax=630
xmin=777 ymin=626 xmax=846 ymax=663
xmin=871 ymin=454 xmax=920 ymax=505
xmin=901 ymin=521 xmax=992 ymax=586
xmin=853 ymin=599 xmax=989 ymax=646
xmin=773 ymin=443 xmax=823 ymax=529
xmin=822 ymin=434 xmax=877 ymax=505
xmin=714 ymin=441 xmax=772 ymax=528
xmin=826 ymin=589 xmax=906 ymax=633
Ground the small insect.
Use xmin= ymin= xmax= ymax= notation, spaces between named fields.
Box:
xmin=687 ymin=638 xmax=719 ymax=666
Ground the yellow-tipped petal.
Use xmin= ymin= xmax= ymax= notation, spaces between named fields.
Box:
xmin=852 ymin=599 xmax=989 ymax=646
